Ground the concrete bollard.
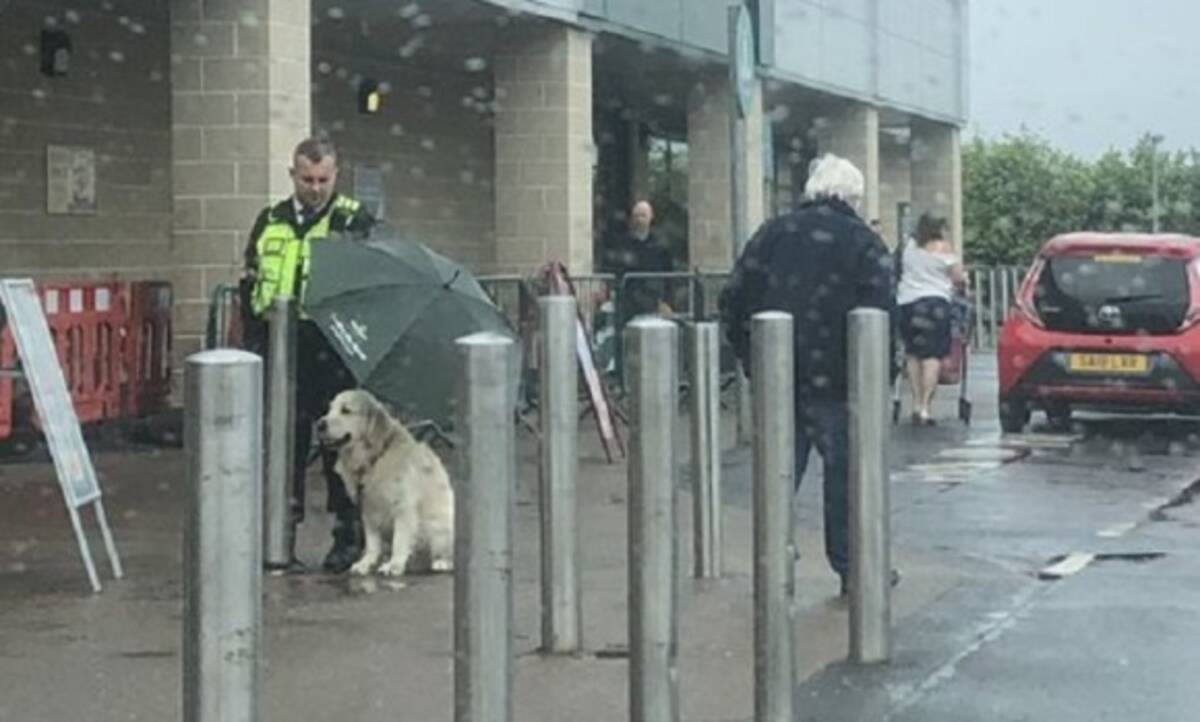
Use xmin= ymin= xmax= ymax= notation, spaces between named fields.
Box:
xmin=538 ymin=295 xmax=582 ymax=653
xmin=454 ymin=332 xmax=517 ymax=722
xmin=183 ymin=350 xmax=264 ymax=722
xmin=848 ymin=308 xmax=892 ymax=664
xmin=264 ymin=296 xmax=296 ymax=569
xmin=750 ymin=311 xmax=796 ymax=722
xmin=689 ymin=321 xmax=723 ymax=579
xmin=625 ymin=317 xmax=680 ymax=722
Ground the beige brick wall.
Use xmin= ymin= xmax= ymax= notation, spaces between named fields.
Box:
xmin=0 ymin=0 xmax=173 ymax=278
xmin=879 ymin=132 xmax=912 ymax=249
xmin=311 ymin=49 xmax=495 ymax=271
xmin=815 ymin=101 xmax=880 ymax=223
xmin=493 ymin=24 xmax=594 ymax=275
xmin=911 ymin=119 xmax=963 ymax=251
xmin=169 ymin=0 xmax=312 ymax=367
xmin=687 ymin=71 xmax=764 ymax=271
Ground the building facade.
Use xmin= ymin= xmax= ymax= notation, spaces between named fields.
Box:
xmin=0 ymin=0 xmax=967 ymax=372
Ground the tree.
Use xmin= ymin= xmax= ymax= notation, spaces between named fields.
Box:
xmin=963 ymin=132 xmax=1200 ymax=266
xmin=963 ymin=133 xmax=1092 ymax=266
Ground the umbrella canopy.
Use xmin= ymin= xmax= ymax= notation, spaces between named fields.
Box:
xmin=304 ymin=226 xmax=520 ymax=429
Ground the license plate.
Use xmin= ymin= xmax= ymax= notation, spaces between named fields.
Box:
xmin=1067 ymin=353 xmax=1149 ymax=374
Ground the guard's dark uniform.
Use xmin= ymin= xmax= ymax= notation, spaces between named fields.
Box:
xmin=240 ymin=194 xmax=374 ymax=571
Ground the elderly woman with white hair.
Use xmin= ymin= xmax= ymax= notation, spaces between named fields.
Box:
xmin=719 ymin=152 xmax=898 ymax=598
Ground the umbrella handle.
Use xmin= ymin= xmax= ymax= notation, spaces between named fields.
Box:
xmin=409 ymin=419 xmax=458 ymax=448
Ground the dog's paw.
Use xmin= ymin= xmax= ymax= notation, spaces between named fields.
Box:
xmin=378 ymin=560 xmax=407 ymax=578
xmin=430 ymin=558 xmax=453 ymax=573
xmin=349 ymin=559 xmax=375 ymax=576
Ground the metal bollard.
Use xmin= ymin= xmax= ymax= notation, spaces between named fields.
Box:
xmin=750 ymin=312 xmax=796 ymax=722
xmin=183 ymin=350 xmax=263 ymax=722
xmin=454 ymin=332 xmax=517 ymax=722
xmin=988 ymin=268 xmax=999 ymax=348
xmin=625 ymin=318 xmax=680 ymax=722
xmin=973 ymin=270 xmax=985 ymax=351
xmin=736 ymin=371 xmax=753 ymax=445
xmin=848 ymin=308 xmax=892 ymax=664
xmin=264 ymin=296 xmax=296 ymax=568
xmin=689 ymin=321 xmax=723 ymax=579
xmin=999 ymin=267 xmax=1011 ymax=324
xmin=538 ymin=296 xmax=582 ymax=653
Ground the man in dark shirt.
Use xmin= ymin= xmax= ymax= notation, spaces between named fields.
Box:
xmin=601 ymin=200 xmax=674 ymax=323
xmin=720 ymin=153 xmax=895 ymax=597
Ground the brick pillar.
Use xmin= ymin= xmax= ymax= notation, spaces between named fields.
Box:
xmin=911 ymin=119 xmax=963 ymax=251
xmin=169 ymin=0 xmax=310 ymax=355
xmin=493 ymin=24 xmax=594 ymax=274
xmin=816 ymin=102 xmax=880 ymax=223
xmin=878 ymin=131 xmax=912 ymax=248
xmin=686 ymin=71 xmax=764 ymax=270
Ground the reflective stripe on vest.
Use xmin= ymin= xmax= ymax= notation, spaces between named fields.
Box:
xmin=250 ymin=197 xmax=361 ymax=316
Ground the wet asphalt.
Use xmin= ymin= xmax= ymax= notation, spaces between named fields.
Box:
xmin=2 ymin=355 xmax=1199 ymax=720
xmin=723 ymin=355 xmax=1200 ymax=722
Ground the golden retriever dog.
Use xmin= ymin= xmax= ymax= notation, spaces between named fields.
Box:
xmin=316 ymin=389 xmax=454 ymax=577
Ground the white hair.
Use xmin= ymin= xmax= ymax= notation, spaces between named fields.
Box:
xmin=803 ymin=153 xmax=864 ymax=208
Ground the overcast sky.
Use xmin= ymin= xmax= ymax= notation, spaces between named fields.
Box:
xmin=968 ymin=0 xmax=1200 ymax=158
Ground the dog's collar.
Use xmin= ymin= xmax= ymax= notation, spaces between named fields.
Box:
xmin=362 ymin=427 xmax=400 ymax=470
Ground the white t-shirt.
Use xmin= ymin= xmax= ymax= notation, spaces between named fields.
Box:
xmin=897 ymin=243 xmax=957 ymax=305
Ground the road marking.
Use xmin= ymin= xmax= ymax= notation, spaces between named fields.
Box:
xmin=965 ymin=433 xmax=1080 ymax=450
xmin=1142 ymin=496 xmax=1171 ymax=510
xmin=908 ymin=461 xmax=1001 ymax=474
xmin=936 ymin=447 xmax=1025 ymax=463
xmin=892 ymin=432 xmax=1049 ymax=485
xmin=883 ymin=584 xmax=1045 ymax=721
xmin=1096 ymin=521 xmax=1138 ymax=538
xmin=1038 ymin=552 xmax=1096 ymax=580
xmin=893 ymin=473 xmax=969 ymax=484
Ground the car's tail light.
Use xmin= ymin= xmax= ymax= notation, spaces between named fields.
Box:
xmin=1014 ymin=259 xmax=1045 ymax=328
xmin=1182 ymin=258 xmax=1200 ymax=330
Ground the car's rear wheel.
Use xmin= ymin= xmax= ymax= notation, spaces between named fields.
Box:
xmin=999 ymin=397 xmax=1030 ymax=433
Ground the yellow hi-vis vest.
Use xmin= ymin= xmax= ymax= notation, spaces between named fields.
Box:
xmin=249 ymin=196 xmax=362 ymax=316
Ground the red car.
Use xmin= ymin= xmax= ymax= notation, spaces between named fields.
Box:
xmin=997 ymin=233 xmax=1200 ymax=432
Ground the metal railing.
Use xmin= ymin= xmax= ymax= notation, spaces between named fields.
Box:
xmin=208 ymin=265 xmax=1036 ymax=389
xmin=206 ymin=283 xmax=240 ymax=350
xmin=966 ymin=265 xmax=1028 ymax=350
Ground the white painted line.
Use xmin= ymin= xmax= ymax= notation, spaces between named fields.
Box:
xmin=937 ymin=447 xmax=1024 ymax=463
xmin=1037 ymin=552 xmax=1096 ymax=580
xmin=1096 ymin=522 xmax=1138 ymax=539
xmin=907 ymin=462 xmax=1001 ymax=475
xmin=966 ymin=432 xmax=1080 ymax=450
xmin=893 ymin=474 xmax=966 ymax=484
xmin=883 ymin=585 xmax=1044 ymax=721
xmin=964 ymin=434 xmax=1003 ymax=446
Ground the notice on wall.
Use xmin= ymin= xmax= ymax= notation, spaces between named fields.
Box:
xmin=46 ymin=145 xmax=97 ymax=215
xmin=354 ymin=163 xmax=385 ymax=219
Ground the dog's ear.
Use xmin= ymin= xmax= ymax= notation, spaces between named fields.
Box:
xmin=363 ymin=396 xmax=393 ymax=450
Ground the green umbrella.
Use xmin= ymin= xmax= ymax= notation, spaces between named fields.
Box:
xmin=304 ymin=226 xmax=520 ymax=429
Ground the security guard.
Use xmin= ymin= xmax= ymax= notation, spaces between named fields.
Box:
xmin=240 ymin=137 xmax=374 ymax=572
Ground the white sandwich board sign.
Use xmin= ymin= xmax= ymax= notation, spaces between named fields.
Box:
xmin=0 ymin=278 xmax=123 ymax=592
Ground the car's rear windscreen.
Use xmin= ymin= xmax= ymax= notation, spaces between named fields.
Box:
xmin=1033 ymin=253 xmax=1190 ymax=334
